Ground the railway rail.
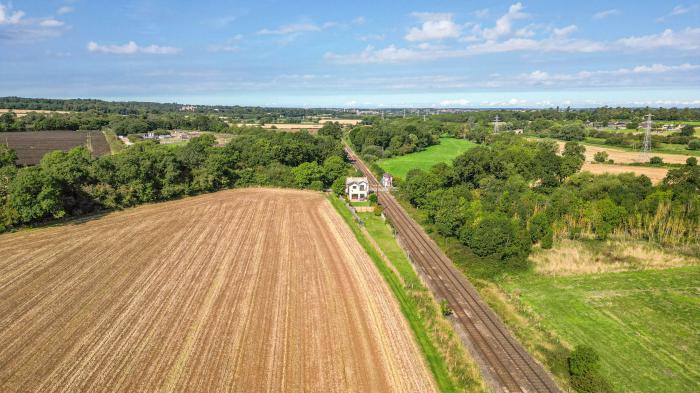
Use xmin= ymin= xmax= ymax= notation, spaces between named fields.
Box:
xmin=345 ymin=144 xmax=561 ymax=393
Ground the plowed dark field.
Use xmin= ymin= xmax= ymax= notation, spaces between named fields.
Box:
xmin=1 ymin=131 xmax=110 ymax=165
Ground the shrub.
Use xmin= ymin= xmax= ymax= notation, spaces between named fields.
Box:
xmin=593 ymin=151 xmax=608 ymax=163
xmin=331 ymin=176 xmax=346 ymax=195
xmin=568 ymin=345 xmax=612 ymax=393
xmin=688 ymin=140 xmax=700 ymax=150
xmin=649 ymin=156 xmax=663 ymax=165
xmin=440 ymin=299 xmax=453 ymax=316
xmin=373 ymin=205 xmax=384 ymax=216
xmin=680 ymin=124 xmax=695 ymax=137
xmin=368 ymin=193 xmax=378 ymax=204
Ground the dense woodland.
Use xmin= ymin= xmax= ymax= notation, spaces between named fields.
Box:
xmin=399 ymin=135 xmax=700 ymax=274
xmin=0 ymin=126 xmax=349 ymax=232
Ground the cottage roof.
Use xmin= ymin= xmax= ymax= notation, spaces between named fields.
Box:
xmin=345 ymin=176 xmax=368 ymax=185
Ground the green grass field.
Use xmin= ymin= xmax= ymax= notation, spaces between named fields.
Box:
xmin=377 ymin=138 xmax=477 ymax=179
xmin=500 ymin=266 xmax=700 ymax=392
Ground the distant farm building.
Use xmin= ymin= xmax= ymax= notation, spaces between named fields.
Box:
xmin=346 ymin=177 xmax=369 ymax=201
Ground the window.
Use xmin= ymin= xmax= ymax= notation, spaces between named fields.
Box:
xmin=359 ymin=184 xmax=365 ymax=191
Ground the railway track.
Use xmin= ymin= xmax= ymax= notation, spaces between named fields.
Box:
xmin=345 ymin=144 xmax=561 ymax=393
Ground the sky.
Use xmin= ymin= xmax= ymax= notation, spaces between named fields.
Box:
xmin=1 ymin=0 xmax=699 ymax=108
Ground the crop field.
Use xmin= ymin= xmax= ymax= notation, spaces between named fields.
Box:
xmin=377 ymin=138 xmax=477 ymax=179
xmin=500 ymin=266 xmax=700 ymax=392
xmin=581 ymin=162 xmax=668 ymax=183
xmin=0 ymin=188 xmax=436 ymax=393
xmin=1 ymin=131 xmax=110 ymax=165
xmin=554 ymin=140 xmax=692 ymax=164
xmin=0 ymin=109 xmax=71 ymax=117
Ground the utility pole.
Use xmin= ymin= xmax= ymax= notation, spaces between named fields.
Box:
xmin=640 ymin=113 xmax=652 ymax=162
xmin=494 ymin=114 xmax=500 ymax=133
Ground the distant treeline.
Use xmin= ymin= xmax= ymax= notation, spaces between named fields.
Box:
xmin=433 ymin=107 xmax=700 ymax=123
xmin=399 ymin=135 xmax=700 ymax=275
xmin=0 ymin=128 xmax=349 ymax=232
xmin=0 ymin=97 xmax=355 ymax=122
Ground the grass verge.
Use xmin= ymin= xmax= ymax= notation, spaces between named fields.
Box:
xmin=328 ymin=194 xmax=486 ymax=393
xmin=103 ymin=130 xmax=124 ymax=154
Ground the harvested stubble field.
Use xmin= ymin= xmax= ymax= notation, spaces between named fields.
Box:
xmin=554 ymin=140 xmax=691 ymax=165
xmin=1 ymin=131 xmax=110 ymax=165
xmin=0 ymin=188 xmax=436 ymax=393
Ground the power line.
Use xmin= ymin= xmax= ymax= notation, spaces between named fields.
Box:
xmin=640 ymin=113 xmax=652 ymax=162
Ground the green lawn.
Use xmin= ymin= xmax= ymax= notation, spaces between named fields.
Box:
xmin=377 ymin=138 xmax=477 ymax=179
xmin=501 ymin=267 xmax=700 ymax=392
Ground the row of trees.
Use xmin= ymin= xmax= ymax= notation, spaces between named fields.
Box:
xmin=400 ymin=135 xmax=700 ymax=268
xmin=434 ymin=107 xmax=700 ymax=123
xmin=0 ymin=111 xmax=231 ymax=134
xmin=0 ymin=129 xmax=349 ymax=232
xmin=0 ymin=96 xmax=350 ymax=120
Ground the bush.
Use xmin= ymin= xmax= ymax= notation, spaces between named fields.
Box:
xmin=331 ymin=176 xmax=346 ymax=195
xmin=440 ymin=299 xmax=453 ymax=316
xmin=568 ymin=345 xmax=612 ymax=393
xmin=688 ymin=140 xmax=700 ymax=150
xmin=680 ymin=124 xmax=695 ymax=137
xmin=649 ymin=156 xmax=663 ymax=165
xmin=373 ymin=205 xmax=384 ymax=216
xmin=368 ymin=193 xmax=378 ymax=204
xmin=593 ymin=151 xmax=608 ymax=163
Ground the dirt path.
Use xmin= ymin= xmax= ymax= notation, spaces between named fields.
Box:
xmin=0 ymin=188 xmax=436 ymax=393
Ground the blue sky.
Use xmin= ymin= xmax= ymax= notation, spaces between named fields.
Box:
xmin=1 ymin=0 xmax=699 ymax=107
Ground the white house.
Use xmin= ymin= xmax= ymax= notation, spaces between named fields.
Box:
xmin=345 ymin=177 xmax=369 ymax=201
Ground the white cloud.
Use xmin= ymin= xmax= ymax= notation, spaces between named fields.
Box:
xmin=208 ymin=34 xmax=242 ymax=52
xmin=405 ymin=12 xmax=462 ymax=41
xmin=325 ymin=45 xmax=432 ymax=64
xmin=87 ymin=41 xmax=181 ymax=55
xmin=57 ymin=6 xmax=74 ymax=15
xmin=352 ymin=16 xmax=365 ymax=25
xmin=40 ymin=19 xmax=64 ymax=27
xmin=474 ymin=8 xmax=489 ymax=19
xmin=520 ymin=63 xmax=700 ymax=85
xmin=0 ymin=3 xmax=24 ymax=25
xmin=552 ymin=24 xmax=577 ymax=38
xmin=617 ymin=27 xmax=700 ymax=50
xmin=481 ymin=2 xmax=527 ymax=40
xmin=657 ymin=4 xmax=699 ymax=21
xmin=358 ymin=33 xmax=385 ymax=42
xmin=257 ymin=23 xmax=323 ymax=35
xmin=439 ymin=98 xmax=471 ymax=106
xmin=593 ymin=9 xmax=619 ymax=20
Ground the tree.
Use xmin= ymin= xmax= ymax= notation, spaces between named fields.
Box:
xmin=331 ymin=176 xmax=346 ymax=195
xmin=626 ymin=121 xmax=639 ymax=129
xmin=461 ymin=213 xmax=529 ymax=259
xmin=649 ymin=156 xmax=663 ymax=165
xmin=318 ymin=122 xmax=343 ymax=139
xmin=8 ymin=167 xmax=64 ymax=224
xmin=321 ymin=155 xmax=346 ymax=186
xmin=593 ymin=151 xmax=608 ymax=163
xmin=680 ymin=124 xmax=695 ymax=137
xmin=291 ymin=161 xmax=323 ymax=188
xmin=0 ymin=145 xmax=17 ymax=167
xmin=688 ymin=140 xmax=700 ymax=150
